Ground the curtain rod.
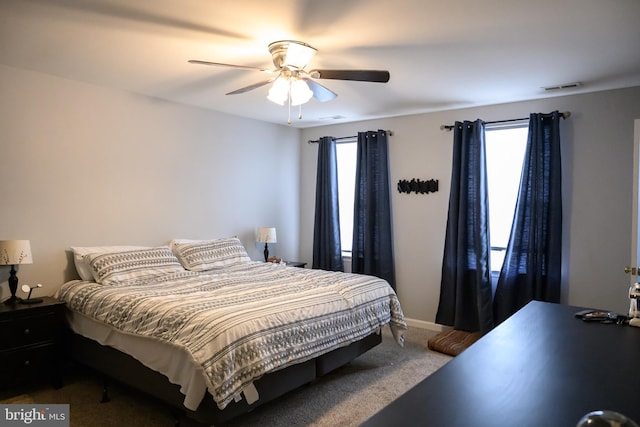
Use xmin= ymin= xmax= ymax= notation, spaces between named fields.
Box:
xmin=307 ymin=130 xmax=393 ymax=144
xmin=439 ymin=111 xmax=571 ymax=131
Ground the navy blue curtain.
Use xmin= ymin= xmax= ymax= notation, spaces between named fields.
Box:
xmin=312 ymin=136 xmax=344 ymax=271
xmin=351 ymin=130 xmax=396 ymax=290
xmin=436 ymin=120 xmax=494 ymax=333
xmin=493 ymin=111 xmax=563 ymax=324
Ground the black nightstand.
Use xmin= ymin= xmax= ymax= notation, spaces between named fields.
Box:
xmin=285 ymin=261 xmax=307 ymax=268
xmin=0 ymin=296 xmax=66 ymax=390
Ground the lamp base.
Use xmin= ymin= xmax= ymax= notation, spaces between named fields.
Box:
xmin=4 ymin=295 xmax=22 ymax=305
xmin=6 ymin=265 xmax=20 ymax=303
xmin=19 ymin=298 xmax=43 ymax=305
xmin=264 ymin=243 xmax=270 ymax=262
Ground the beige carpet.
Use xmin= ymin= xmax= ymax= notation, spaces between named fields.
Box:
xmin=1 ymin=327 xmax=451 ymax=426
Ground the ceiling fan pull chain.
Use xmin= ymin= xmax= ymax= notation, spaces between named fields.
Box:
xmin=298 ymin=103 xmax=303 ymax=120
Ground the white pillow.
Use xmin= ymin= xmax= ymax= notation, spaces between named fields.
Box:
xmin=84 ymin=246 xmax=184 ymax=285
xmin=172 ymin=237 xmax=250 ymax=271
xmin=71 ymin=245 xmax=150 ymax=281
xmin=168 ymin=239 xmax=201 ymax=251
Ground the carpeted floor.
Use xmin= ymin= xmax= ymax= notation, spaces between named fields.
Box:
xmin=1 ymin=326 xmax=451 ymax=426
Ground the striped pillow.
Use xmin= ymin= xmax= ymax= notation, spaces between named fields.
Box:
xmin=172 ymin=237 xmax=250 ymax=271
xmin=85 ymin=246 xmax=184 ymax=285
xmin=71 ymin=245 xmax=150 ymax=281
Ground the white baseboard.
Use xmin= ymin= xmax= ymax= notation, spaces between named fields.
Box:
xmin=404 ymin=317 xmax=449 ymax=332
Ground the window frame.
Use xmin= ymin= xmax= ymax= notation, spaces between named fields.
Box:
xmin=485 ymin=120 xmax=529 ymax=272
xmin=335 ymin=138 xmax=358 ymax=258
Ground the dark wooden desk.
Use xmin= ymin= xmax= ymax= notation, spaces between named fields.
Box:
xmin=362 ymin=301 xmax=640 ymax=427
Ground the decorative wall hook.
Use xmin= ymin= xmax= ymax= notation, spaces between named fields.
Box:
xmin=397 ymin=178 xmax=439 ymax=194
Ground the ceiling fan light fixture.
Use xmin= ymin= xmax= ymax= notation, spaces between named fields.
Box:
xmin=290 ymin=79 xmax=313 ymax=106
xmin=267 ymin=77 xmax=289 ymax=105
xmin=284 ymin=41 xmax=317 ymax=69
xmin=267 ymin=76 xmax=313 ymax=107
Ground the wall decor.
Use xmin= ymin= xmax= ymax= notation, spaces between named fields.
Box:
xmin=397 ymin=178 xmax=439 ymax=194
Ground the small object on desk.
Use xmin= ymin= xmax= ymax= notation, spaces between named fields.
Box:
xmin=574 ymin=309 xmax=619 ymax=323
xmin=20 ymin=283 xmax=44 ymax=305
xmin=629 ymin=318 xmax=640 ymax=328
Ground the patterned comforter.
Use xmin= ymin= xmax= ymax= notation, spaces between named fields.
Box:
xmin=58 ymin=261 xmax=406 ymax=409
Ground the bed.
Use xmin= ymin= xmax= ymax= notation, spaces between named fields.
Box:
xmin=57 ymin=239 xmax=406 ymax=425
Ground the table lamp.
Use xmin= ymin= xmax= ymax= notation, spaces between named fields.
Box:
xmin=256 ymin=227 xmax=277 ymax=262
xmin=0 ymin=240 xmax=33 ymax=304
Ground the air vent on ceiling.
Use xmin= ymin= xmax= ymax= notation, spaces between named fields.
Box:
xmin=543 ymin=82 xmax=583 ymax=91
xmin=319 ymin=115 xmax=347 ymax=120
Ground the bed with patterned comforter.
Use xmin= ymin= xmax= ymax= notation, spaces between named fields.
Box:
xmin=58 ymin=260 xmax=406 ymax=410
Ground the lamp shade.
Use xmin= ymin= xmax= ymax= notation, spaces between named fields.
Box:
xmin=256 ymin=228 xmax=277 ymax=244
xmin=0 ymin=240 xmax=33 ymax=265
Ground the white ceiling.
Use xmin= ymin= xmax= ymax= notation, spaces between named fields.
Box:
xmin=1 ymin=0 xmax=639 ymax=128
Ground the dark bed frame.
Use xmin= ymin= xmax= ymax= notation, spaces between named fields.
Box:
xmin=65 ymin=328 xmax=382 ymax=425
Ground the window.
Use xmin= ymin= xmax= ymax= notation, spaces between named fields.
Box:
xmin=485 ymin=123 xmax=528 ymax=272
xmin=336 ymin=141 xmax=357 ymax=256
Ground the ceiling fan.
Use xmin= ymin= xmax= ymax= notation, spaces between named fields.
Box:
xmin=188 ymin=40 xmax=390 ymax=122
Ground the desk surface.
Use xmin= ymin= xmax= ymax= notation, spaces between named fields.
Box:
xmin=362 ymin=301 xmax=640 ymax=427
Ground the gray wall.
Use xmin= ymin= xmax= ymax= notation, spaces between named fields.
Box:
xmin=301 ymin=86 xmax=640 ymax=327
xmin=0 ymin=64 xmax=301 ymax=298
xmin=3 ymin=62 xmax=639 ymax=328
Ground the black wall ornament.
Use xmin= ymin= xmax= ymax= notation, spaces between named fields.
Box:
xmin=397 ymin=178 xmax=439 ymax=194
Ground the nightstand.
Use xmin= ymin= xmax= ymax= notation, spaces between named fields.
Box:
xmin=0 ymin=296 xmax=66 ymax=390
xmin=285 ymin=261 xmax=307 ymax=268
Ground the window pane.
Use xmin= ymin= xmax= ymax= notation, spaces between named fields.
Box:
xmin=336 ymin=142 xmax=357 ymax=254
xmin=485 ymin=125 xmax=528 ymax=271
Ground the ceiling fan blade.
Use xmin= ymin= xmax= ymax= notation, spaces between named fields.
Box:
xmin=225 ymin=78 xmax=275 ymax=95
xmin=304 ymin=79 xmax=337 ymax=102
xmin=309 ymin=69 xmax=390 ymax=83
xmin=188 ymin=60 xmax=273 ymax=73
